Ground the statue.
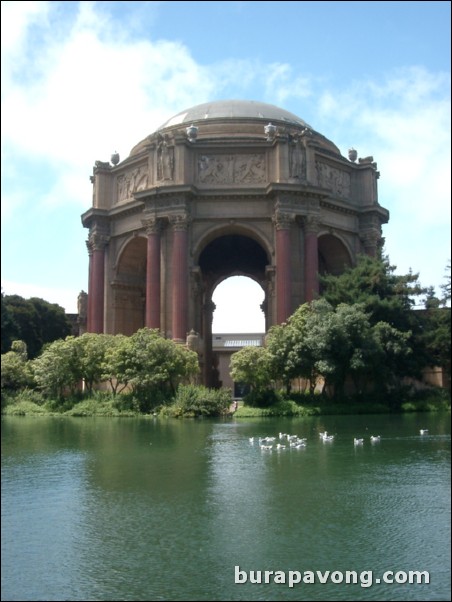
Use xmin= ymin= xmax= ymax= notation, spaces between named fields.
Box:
xmin=77 ymin=290 xmax=88 ymax=321
xmin=157 ymin=135 xmax=174 ymax=180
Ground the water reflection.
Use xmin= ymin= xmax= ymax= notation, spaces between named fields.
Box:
xmin=1 ymin=413 xmax=450 ymax=601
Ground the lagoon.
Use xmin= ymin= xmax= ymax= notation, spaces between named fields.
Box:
xmin=1 ymin=412 xmax=450 ymax=601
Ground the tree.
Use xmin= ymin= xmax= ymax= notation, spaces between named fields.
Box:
xmin=320 ymin=251 xmax=427 ymax=379
xmin=320 ymin=252 xmax=426 ymax=327
xmin=266 ymin=304 xmax=319 ymax=394
xmin=1 ymin=294 xmax=71 ymax=358
xmin=230 ymin=346 xmax=273 ymax=392
xmin=110 ymin=328 xmax=199 ymax=410
xmin=440 ymin=261 xmax=451 ymax=306
xmin=1 ymin=291 xmax=17 ymax=354
xmin=1 ymin=340 xmax=33 ymax=392
xmin=298 ymin=300 xmax=377 ymax=397
xmin=74 ymin=333 xmax=115 ymax=395
xmin=32 ymin=337 xmax=81 ymax=399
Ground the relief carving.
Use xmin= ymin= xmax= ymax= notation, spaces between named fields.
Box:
xmin=117 ymin=166 xmax=149 ymax=202
xmin=198 ymin=153 xmax=266 ymax=184
xmin=315 ymin=161 xmax=351 ymax=198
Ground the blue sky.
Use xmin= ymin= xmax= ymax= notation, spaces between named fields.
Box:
xmin=1 ymin=1 xmax=450 ymax=333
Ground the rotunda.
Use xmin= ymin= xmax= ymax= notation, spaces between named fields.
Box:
xmin=82 ymin=99 xmax=389 ymax=386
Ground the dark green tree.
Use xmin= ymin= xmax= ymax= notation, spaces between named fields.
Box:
xmin=320 ymin=251 xmax=427 ymax=379
xmin=1 ymin=294 xmax=71 ymax=358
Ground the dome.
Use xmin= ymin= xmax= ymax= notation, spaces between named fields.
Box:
xmin=157 ymin=99 xmax=313 ymax=130
xmin=128 ymin=99 xmax=341 ymax=157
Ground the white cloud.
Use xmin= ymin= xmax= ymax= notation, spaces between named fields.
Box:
xmin=311 ymin=67 xmax=451 ymax=292
xmin=1 ymin=1 xmax=218 ymax=217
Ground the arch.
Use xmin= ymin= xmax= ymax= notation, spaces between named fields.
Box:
xmin=318 ymin=233 xmax=353 ymax=277
xmin=113 ymin=236 xmax=147 ymax=335
xmin=195 ymin=231 xmax=271 ymax=387
xmin=193 ymin=222 xmax=272 ymax=267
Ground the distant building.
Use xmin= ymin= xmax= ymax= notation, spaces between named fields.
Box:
xmin=212 ymin=333 xmax=265 ymax=396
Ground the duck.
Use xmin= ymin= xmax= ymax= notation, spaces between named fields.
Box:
xmin=370 ymin=435 xmax=381 ymax=443
xmin=354 ymin=438 xmax=364 ymax=445
xmin=420 ymin=429 xmax=429 ymax=435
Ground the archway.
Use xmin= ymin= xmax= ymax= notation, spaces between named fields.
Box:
xmin=197 ymin=234 xmax=269 ymax=387
xmin=112 ymin=237 xmax=147 ymax=335
xmin=318 ymin=234 xmax=352 ymax=276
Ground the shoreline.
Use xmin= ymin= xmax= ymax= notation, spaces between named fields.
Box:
xmin=2 ymin=396 xmax=450 ymax=419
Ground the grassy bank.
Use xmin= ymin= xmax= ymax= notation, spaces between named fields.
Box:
xmin=2 ymin=389 xmax=450 ymax=418
xmin=233 ymin=396 xmax=451 ymax=418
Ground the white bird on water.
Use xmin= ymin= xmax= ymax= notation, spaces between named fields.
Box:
xmin=354 ymin=438 xmax=364 ymax=445
xmin=370 ymin=435 xmax=381 ymax=443
xmin=420 ymin=429 xmax=429 ymax=435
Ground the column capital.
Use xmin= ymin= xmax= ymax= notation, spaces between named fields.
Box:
xmin=360 ymin=230 xmax=381 ymax=255
xmin=88 ymin=232 xmax=109 ymax=251
xmin=170 ymin=212 xmax=191 ymax=231
xmin=272 ymin=210 xmax=293 ymax=230
xmin=141 ymin=216 xmax=163 ymax=235
xmin=303 ymin=214 xmax=321 ymax=234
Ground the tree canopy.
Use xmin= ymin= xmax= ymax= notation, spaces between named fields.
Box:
xmin=1 ymin=293 xmax=71 ymax=357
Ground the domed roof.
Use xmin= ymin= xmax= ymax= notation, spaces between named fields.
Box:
xmin=158 ymin=99 xmax=313 ymax=130
xmin=128 ymin=99 xmax=341 ymax=158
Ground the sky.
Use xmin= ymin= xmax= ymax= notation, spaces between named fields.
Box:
xmin=1 ymin=1 xmax=450 ymax=333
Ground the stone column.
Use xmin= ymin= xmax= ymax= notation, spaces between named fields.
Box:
xmin=304 ymin=215 xmax=320 ymax=302
xmin=361 ymin=230 xmax=380 ymax=257
xmin=142 ymin=217 xmax=162 ymax=330
xmin=89 ymin=233 xmax=108 ymax=333
xmin=170 ymin=213 xmax=190 ymax=342
xmin=203 ymin=299 xmax=216 ymax=387
xmin=273 ymin=211 xmax=293 ymax=324
xmin=86 ymin=240 xmax=93 ymax=332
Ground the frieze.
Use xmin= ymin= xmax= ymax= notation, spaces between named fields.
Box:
xmin=198 ymin=153 xmax=266 ymax=185
xmin=315 ymin=161 xmax=351 ymax=198
xmin=117 ymin=165 xmax=149 ymax=202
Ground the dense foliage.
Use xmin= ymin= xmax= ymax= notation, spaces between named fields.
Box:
xmin=232 ymin=253 xmax=450 ymax=404
xmin=2 ymin=328 xmax=201 ymax=414
xmin=1 ymin=293 xmax=71 ymax=357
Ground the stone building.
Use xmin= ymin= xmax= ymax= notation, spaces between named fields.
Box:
xmin=81 ymin=99 xmax=389 ymax=386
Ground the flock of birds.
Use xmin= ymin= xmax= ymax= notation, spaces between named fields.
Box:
xmin=248 ymin=429 xmax=429 ymax=452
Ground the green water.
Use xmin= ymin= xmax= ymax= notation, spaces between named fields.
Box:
xmin=1 ymin=412 xmax=450 ymax=601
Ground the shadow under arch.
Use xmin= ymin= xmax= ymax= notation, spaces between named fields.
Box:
xmin=112 ymin=235 xmax=147 ymax=335
xmin=318 ymin=233 xmax=353 ymax=282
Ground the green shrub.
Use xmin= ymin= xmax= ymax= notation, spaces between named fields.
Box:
xmin=243 ymin=389 xmax=281 ymax=408
xmin=164 ymin=384 xmax=232 ymax=417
